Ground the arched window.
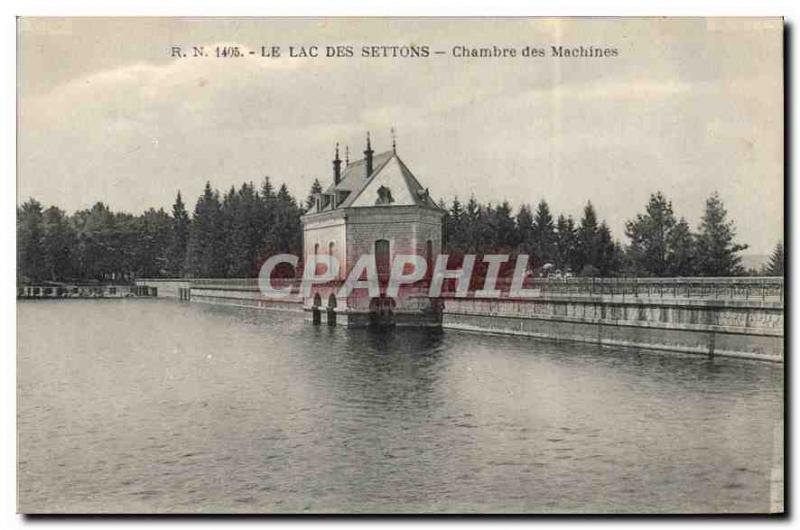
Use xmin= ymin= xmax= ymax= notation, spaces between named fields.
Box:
xmin=375 ymin=239 xmax=391 ymax=277
xmin=327 ymin=293 xmax=337 ymax=326
xmin=328 ymin=242 xmax=337 ymax=280
xmin=426 ymin=240 xmax=434 ymax=279
xmin=311 ymin=293 xmax=322 ymax=324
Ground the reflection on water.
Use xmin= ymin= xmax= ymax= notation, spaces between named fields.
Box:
xmin=18 ymin=300 xmax=783 ymax=513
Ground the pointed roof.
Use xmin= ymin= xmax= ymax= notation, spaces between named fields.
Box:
xmin=314 ymin=150 xmax=440 ymax=212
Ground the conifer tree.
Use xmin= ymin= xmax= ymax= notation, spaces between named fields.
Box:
xmin=17 ymin=199 xmax=46 ymax=283
xmin=625 ymin=192 xmax=677 ymax=276
xmin=305 ymin=178 xmax=323 ymax=211
xmin=462 ymin=196 xmax=482 ymax=253
xmin=532 ymin=200 xmax=557 ymax=266
xmin=446 ymin=197 xmax=465 ymax=252
xmin=260 ymin=176 xmax=275 ymax=202
xmin=238 ymin=182 xmax=263 ymax=276
xmin=555 ymin=214 xmax=577 ymax=273
xmin=185 ymin=182 xmax=225 ymax=278
xmin=595 ymin=222 xmax=620 ymax=276
xmin=73 ymin=202 xmax=117 ymax=281
xmin=666 ymin=218 xmax=696 ymax=277
xmin=765 ymin=241 xmax=784 ymax=276
xmin=576 ymin=201 xmax=600 ymax=275
xmin=221 ymin=185 xmax=242 ymax=276
xmin=516 ymin=204 xmax=535 ymax=256
xmin=695 ymin=192 xmax=747 ymax=276
xmin=133 ymin=208 xmax=172 ymax=278
xmin=41 ymin=205 xmax=76 ymax=282
xmin=492 ymin=201 xmax=518 ymax=251
xmin=167 ymin=191 xmax=190 ymax=277
xmin=265 ymin=183 xmax=302 ymax=259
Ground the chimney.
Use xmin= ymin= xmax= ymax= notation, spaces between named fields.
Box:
xmin=333 ymin=143 xmax=342 ymax=185
xmin=364 ymin=132 xmax=374 ymax=178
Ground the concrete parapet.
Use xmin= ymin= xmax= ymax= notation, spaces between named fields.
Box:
xmin=442 ymin=296 xmax=783 ymax=361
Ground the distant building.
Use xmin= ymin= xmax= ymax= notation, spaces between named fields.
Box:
xmin=301 ymin=133 xmax=445 ymax=326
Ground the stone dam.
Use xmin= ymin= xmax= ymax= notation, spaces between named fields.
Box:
xmin=135 ymin=277 xmax=784 ymax=363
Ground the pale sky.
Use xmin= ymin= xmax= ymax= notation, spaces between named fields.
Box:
xmin=18 ymin=17 xmax=783 ymax=254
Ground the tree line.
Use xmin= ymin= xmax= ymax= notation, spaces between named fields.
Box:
xmin=440 ymin=191 xmax=782 ymax=278
xmin=17 ymin=177 xmax=305 ymax=284
xmin=442 ymin=197 xmax=622 ymax=277
xmin=17 ymin=177 xmax=782 ymax=284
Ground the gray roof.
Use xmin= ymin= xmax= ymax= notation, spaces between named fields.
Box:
xmin=313 ymin=150 xmax=439 ymax=212
xmin=323 ymin=150 xmax=394 ymax=196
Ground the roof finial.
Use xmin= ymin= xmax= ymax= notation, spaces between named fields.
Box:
xmin=364 ymin=131 xmax=374 ymax=178
xmin=333 ymin=142 xmax=342 ymax=185
xmin=345 ymin=145 xmax=350 ymax=165
xmin=391 ymin=127 xmax=396 ymax=153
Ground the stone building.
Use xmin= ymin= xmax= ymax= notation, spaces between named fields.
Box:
xmin=301 ymin=134 xmax=445 ymax=326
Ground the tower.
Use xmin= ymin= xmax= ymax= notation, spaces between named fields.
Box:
xmin=301 ymin=132 xmax=445 ymax=327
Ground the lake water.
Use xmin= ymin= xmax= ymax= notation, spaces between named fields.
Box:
xmin=18 ymin=299 xmax=783 ymax=513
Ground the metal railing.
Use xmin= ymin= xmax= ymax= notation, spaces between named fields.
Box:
xmin=522 ymin=277 xmax=784 ymax=302
xmin=137 ymin=276 xmax=784 ymax=302
xmin=191 ymin=278 xmax=261 ymax=288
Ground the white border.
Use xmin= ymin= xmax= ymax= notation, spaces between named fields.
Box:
xmin=4 ymin=1 xmax=795 ymax=528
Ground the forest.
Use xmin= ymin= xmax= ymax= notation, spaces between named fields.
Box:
xmin=17 ymin=176 xmax=783 ymax=285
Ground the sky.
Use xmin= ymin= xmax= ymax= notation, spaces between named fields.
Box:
xmin=17 ymin=17 xmax=783 ymax=254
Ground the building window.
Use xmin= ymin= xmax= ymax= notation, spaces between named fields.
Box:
xmin=328 ymin=242 xmax=336 ymax=279
xmin=426 ymin=240 xmax=433 ymax=279
xmin=375 ymin=239 xmax=390 ymax=277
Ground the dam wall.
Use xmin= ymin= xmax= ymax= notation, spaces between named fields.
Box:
xmin=136 ymin=278 xmax=303 ymax=311
xmin=190 ymin=286 xmax=303 ymax=313
xmin=133 ymin=279 xmax=192 ymax=299
xmin=135 ymin=277 xmax=784 ymax=362
xmin=441 ymin=295 xmax=783 ymax=362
